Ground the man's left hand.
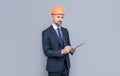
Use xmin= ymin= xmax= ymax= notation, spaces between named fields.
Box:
xmin=70 ymin=47 xmax=76 ymax=54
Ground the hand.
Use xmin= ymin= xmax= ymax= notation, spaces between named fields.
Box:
xmin=61 ymin=46 xmax=72 ymax=55
xmin=70 ymin=47 xmax=76 ymax=54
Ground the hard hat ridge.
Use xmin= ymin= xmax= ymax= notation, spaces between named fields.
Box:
xmin=51 ymin=6 xmax=65 ymax=15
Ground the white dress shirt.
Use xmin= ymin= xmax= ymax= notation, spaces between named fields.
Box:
xmin=52 ymin=24 xmax=63 ymax=39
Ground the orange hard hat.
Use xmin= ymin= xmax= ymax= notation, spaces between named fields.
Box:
xmin=51 ymin=6 xmax=65 ymax=15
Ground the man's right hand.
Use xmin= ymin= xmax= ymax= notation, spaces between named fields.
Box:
xmin=61 ymin=46 xmax=72 ymax=55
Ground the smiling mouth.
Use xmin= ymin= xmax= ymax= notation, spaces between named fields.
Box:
xmin=58 ymin=21 xmax=62 ymax=23
xmin=58 ymin=21 xmax=62 ymax=24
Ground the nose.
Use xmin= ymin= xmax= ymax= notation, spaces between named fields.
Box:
xmin=60 ymin=17 xmax=63 ymax=22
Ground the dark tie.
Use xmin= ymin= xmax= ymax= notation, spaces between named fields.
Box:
xmin=57 ymin=28 xmax=64 ymax=47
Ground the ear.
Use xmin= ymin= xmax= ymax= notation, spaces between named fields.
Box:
xmin=51 ymin=15 xmax=55 ymax=21
xmin=52 ymin=15 xmax=55 ymax=18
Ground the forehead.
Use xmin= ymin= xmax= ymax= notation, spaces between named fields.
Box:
xmin=54 ymin=14 xmax=64 ymax=17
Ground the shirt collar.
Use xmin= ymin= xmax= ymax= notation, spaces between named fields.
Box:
xmin=52 ymin=24 xmax=61 ymax=30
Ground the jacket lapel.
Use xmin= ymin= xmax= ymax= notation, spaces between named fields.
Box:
xmin=49 ymin=25 xmax=61 ymax=45
xmin=61 ymin=27 xmax=67 ymax=46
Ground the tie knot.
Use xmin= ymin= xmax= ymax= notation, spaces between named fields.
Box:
xmin=57 ymin=28 xmax=61 ymax=31
xmin=57 ymin=28 xmax=60 ymax=30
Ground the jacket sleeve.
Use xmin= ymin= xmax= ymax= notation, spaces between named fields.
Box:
xmin=66 ymin=29 xmax=71 ymax=46
xmin=66 ymin=29 xmax=74 ymax=55
xmin=42 ymin=30 xmax=63 ymax=57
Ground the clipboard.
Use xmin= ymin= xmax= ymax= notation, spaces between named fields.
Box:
xmin=74 ymin=42 xmax=85 ymax=49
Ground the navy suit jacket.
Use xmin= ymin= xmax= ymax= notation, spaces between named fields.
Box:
xmin=42 ymin=25 xmax=71 ymax=72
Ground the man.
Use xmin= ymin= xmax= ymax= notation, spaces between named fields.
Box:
xmin=42 ymin=6 xmax=75 ymax=76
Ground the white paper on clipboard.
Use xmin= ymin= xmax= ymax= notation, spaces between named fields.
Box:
xmin=74 ymin=42 xmax=85 ymax=49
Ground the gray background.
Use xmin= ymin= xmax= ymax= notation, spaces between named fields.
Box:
xmin=0 ymin=0 xmax=120 ymax=76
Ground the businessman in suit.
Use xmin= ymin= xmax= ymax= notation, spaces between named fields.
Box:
xmin=42 ymin=6 xmax=75 ymax=76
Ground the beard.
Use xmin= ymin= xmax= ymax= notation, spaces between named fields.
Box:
xmin=55 ymin=21 xmax=62 ymax=26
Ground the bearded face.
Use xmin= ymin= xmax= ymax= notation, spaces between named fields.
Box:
xmin=52 ymin=15 xmax=64 ymax=27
